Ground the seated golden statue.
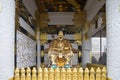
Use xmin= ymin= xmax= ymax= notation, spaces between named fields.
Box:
xmin=48 ymin=31 xmax=74 ymax=68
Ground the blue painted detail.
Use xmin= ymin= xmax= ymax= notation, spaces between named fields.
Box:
xmin=51 ymin=64 xmax=57 ymax=68
xmin=64 ymin=64 xmax=70 ymax=68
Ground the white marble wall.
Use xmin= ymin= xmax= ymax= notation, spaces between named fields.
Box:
xmin=17 ymin=30 xmax=36 ymax=68
xmin=106 ymin=0 xmax=120 ymax=80
xmin=0 ymin=0 xmax=15 ymax=80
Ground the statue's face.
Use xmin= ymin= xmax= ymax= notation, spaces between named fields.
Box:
xmin=58 ymin=31 xmax=64 ymax=40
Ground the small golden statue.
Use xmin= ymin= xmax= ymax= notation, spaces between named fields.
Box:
xmin=48 ymin=31 xmax=74 ymax=68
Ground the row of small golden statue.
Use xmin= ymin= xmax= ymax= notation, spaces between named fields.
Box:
xmin=46 ymin=30 xmax=80 ymax=68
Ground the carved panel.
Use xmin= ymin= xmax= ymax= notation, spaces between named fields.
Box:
xmin=16 ymin=30 xmax=36 ymax=68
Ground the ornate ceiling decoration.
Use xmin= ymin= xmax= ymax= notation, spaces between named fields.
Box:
xmin=36 ymin=0 xmax=75 ymax=12
xmin=36 ymin=0 xmax=86 ymax=12
xmin=40 ymin=25 xmax=81 ymax=34
xmin=73 ymin=12 xmax=86 ymax=27
xmin=35 ymin=0 xmax=87 ymax=34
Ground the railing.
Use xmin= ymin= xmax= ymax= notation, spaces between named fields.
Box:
xmin=10 ymin=67 xmax=108 ymax=80
xmin=86 ymin=63 xmax=106 ymax=70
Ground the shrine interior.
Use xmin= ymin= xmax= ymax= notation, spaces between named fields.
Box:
xmin=1 ymin=0 xmax=115 ymax=80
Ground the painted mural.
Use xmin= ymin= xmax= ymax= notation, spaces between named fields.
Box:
xmin=16 ymin=30 xmax=36 ymax=68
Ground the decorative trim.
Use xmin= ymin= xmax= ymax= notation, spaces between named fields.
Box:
xmin=19 ymin=1 xmax=36 ymax=30
xmin=74 ymin=33 xmax=81 ymax=40
xmin=17 ymin=26 xmax=36 ymax=41
xmin=15 ymin=0 xmax=20 ymax=68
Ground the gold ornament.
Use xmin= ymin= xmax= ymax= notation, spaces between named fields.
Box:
xmin=74 ymin=33 xmax=81 ymax=40
xmin=55 ymin=57 xmax=66 ymax=67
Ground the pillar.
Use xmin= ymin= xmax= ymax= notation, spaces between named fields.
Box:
xmin=37 ymin=29 xmax=41 ymax=68
xmin=82 ymin=39 xmax=91 ymax=68
xmin=78 ymin=45 xmax=82 ymax=63
xmin=0 ymin=0 xmax=15 ymax=80
xmin=41 ymin=45 xmax=44 ymax=67
xmin=106 ymin=0 xmax=120 ymax=80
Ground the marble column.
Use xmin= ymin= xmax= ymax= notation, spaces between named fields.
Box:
xmin=0 ymin=0 xmax=15 ymax=80
xmin=82 ymin=39 xmax=91 ymax=68
xmin=106 ymin=0 xmax=120 ymax=80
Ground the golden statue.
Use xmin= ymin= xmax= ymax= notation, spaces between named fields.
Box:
xmin=48 ymin=31 xmax=74 ymax=68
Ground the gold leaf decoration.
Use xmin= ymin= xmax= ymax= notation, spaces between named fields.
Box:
xmin=74 ymin=33 xmax=81 ymax=40
xmin=40 ymin=33 xmax=47 ymax=40
xmin=40 ymin=33 xmax=48 ymax=45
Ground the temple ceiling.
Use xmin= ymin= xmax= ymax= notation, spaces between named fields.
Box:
xmin=36 ymin=0 xmax=86 ymax=12
xmin=35 ymin=0 xmax=87 ymax=34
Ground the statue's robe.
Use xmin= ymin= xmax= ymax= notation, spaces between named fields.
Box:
xmin=48 ymin=38 xmax=74 ymax=66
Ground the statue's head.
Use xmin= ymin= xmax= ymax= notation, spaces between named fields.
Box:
xmin=58 ymin=31 xmax=64 ymax=40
